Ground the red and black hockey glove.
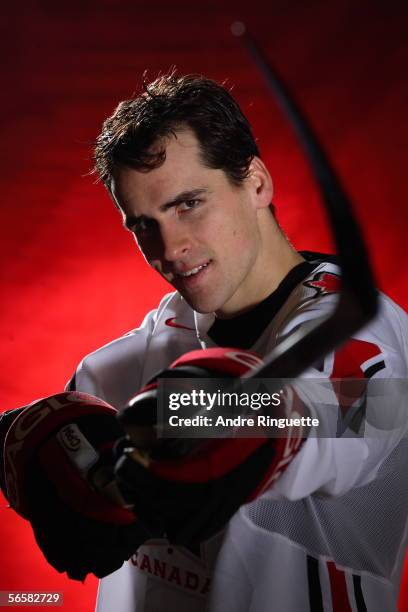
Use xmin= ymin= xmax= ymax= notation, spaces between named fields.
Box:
xmin=114 ymin=348 xmax=307 ymax=545
xmin=0 ymin=393 xmax=151 ymax=581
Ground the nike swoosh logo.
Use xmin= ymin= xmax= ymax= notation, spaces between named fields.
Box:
xmin=165 ymin=317 xmax=195 ymax=331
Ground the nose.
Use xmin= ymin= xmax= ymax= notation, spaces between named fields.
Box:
xmin=161 ymin=221 xmax=191 ymax=263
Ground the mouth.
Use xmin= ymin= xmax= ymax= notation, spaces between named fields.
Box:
xmin=176 ymin=261 xmax=211 ymax=278
xmin=174 ymin=260 xmax=212 ymax=288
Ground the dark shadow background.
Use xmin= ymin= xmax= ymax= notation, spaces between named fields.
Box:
xmin=0 ymin=1 xmax=406 ymax=609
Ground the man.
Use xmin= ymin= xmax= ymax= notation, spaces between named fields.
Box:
xmin=2 ymin=74 xmax=408 ymax=611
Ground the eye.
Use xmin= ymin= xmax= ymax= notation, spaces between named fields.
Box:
xmin=133 ymin=218 xmax=156 ymax=236
xmin=178 ymin=199 xmax=200 ymax=212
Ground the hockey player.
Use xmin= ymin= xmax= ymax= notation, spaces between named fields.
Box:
xmin=1 ymin=74 xmax=407 ymax=611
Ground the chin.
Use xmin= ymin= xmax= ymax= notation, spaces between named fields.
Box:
xmin=181 ymin=294 xmax=223 ymax=315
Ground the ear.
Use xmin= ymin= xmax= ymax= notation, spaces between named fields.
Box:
xmin=247 ymin=156 xmax=274 ymax=209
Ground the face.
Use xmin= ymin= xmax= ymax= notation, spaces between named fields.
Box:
xmin=110 ymin=129 xmax=273 ymax=317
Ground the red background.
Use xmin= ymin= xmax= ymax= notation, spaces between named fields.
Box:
xmin=0 ymin=1 xmax=407 ymax=610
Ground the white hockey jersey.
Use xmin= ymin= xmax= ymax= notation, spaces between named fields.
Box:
xmin=69 ymin=257 xmax=408 ymax=612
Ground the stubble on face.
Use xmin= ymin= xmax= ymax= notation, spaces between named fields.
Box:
xmin=110 ymin=128 xmax=280 ymax=317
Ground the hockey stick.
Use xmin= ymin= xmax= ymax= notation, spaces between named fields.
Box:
xmin=233 ymin=24 xmax=378 ymax=381
xmin=120 ymin=28 xmax=379 ymax=452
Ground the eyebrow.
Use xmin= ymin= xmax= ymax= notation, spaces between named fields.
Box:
xmin=123 ymin=187 xmax=209 ymax=231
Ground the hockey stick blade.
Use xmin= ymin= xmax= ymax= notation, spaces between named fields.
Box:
xmin=233 ymin=25 xmax=379 ymax=381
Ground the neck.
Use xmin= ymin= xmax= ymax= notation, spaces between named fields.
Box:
xmin=215 ymin=212 xmax=304 ymax=319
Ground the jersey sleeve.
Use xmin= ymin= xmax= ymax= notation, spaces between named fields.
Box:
xmin=65 ymin=293 xmax=175 ymax=409
xmin=262 ymin=290 xmax=408 ymax=501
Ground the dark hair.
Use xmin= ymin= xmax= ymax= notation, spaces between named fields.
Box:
xmin=93 ymin=72 xmax=260 ymax=187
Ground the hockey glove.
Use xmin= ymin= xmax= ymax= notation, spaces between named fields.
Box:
xmin=115 ymin=348 xmax=308 ymax=545
xmin=0 ymin=392 xmax=151 ymax=581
